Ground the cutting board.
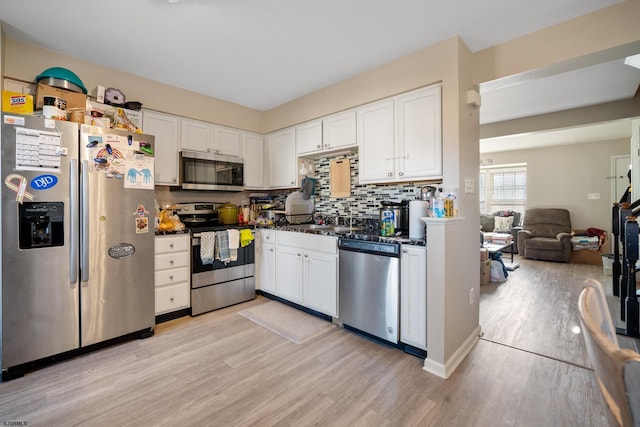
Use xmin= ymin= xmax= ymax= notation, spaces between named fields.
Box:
xmin=330 ymin=159 xmax=351 ymax=198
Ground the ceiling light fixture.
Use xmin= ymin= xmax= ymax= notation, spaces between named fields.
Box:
xmin=624 ymin=54 xmax=640 ymax=70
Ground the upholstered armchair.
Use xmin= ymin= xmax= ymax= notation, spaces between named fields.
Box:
xmin=517 ymin=208 xmax=572 ymax=262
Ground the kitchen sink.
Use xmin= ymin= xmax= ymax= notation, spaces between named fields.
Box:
xmin=330 ymin=226 xmax=362 ymax=233
xmin=288 ymin=223 xmax=332 ymax=230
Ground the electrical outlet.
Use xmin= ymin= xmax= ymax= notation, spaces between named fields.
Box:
xmin=588 ymin=193 xmax=600 ymax=200
xmin=470 ymin=288 xmax=475 ymax=304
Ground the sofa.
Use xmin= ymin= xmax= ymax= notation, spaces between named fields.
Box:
xmin=517 ymin=208 xmax=572 ymax=262
xmin=480 ymin=210 xmax=522 ymax=253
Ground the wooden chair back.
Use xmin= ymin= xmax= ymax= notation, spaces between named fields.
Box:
xmin=579 ymin=279 xmax=640 ymax=426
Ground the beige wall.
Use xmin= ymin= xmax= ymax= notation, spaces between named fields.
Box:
xmin=480 ymin=138 xmax=629 ymax=236
xmin=473 ymin=1 xmax=640 ymax=85
xmin=2 ymin=39 xmax=263 ymax=133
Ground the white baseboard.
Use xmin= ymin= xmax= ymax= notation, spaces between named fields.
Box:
xmin=422 ymin=325 xmax=481 ymax=379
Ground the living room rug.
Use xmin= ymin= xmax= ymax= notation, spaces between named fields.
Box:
xmin=238 ymin=301 xmax=336 ymax=344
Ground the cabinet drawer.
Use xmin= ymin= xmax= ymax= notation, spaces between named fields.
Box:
xmin=155 ymin=267 xmax=190 ymax=287
xmin=277 ymin=231 xmax=337 ymax=254
xmin=155 ymin=282 xmax=190 ymax=315
xmin=155 ymin=252 xmax=190 ymax=270
xmin=260 ymin=229 xmax=277 ymax=243
xmin=155 ymin=235 xmax=190 ymax=254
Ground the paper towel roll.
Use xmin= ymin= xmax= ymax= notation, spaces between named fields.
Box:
xmin=409 ymin=200 xmax=429 ymax=240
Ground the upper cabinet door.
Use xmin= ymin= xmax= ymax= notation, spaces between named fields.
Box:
xmin=142 ymin=110 xmax=180 ymax=186
xmin=323 ymin=110 xmax=357 ymax=151
xmin=266 ymin=127 xmax=297 ymax=189
xmin=395 ymin=85 xmax=442 ymax=180
xmin=357 ymin=99 xmax=395 ymax=184
xmin=296 ymin=119 xmax=323 ymax=156
xmin=180 ymin=118 xmax=211 ymax=152
xmin=213 ymin=125 xmax=242 ymax=157
xmin=242 ymin=131 xmax=264 ymax=189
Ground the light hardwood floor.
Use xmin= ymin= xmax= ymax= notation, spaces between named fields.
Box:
xmin=0 ymin=257 xmax=631 ymax=426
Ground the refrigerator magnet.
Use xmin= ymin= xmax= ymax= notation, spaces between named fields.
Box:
xmin=135 ymin=217 xmax=149 ymax=234
xmin=133 ymin=204 xmax=149 ymax=217
xmin=4 ymin=174 xmax=34 ymax=204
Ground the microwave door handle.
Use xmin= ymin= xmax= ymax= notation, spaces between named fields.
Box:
xmin=69 ymin=159 xmax=79 ymax=284
xmin=80 ymin=160 xmax=90 ymax=283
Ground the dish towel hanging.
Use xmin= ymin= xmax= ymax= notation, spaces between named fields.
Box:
xmin=240 ymin=229 xmax=254 ymax=247
xmin=228 ymin=229 xmax=240 ymax=262
xmin=200 ymin=232 xmax=216 ymax=265
xmin=216 ymin=230 xmax=231 ymax=264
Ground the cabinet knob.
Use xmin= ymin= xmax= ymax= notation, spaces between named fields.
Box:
xmin=170 ymin=259 xmax=174 ymax=265
xmin=266 ymin=236 xmax=270 ymax=240
xmin=317 ymin=144 xmax=321 ymax=149
xmin=169 ymin=243 xmax=174 ymax=248
xmin=269 ymin=248 xmax=274 ymax=252
xmin=388 ymin=172 xmax=393 ymax=177
xmin=402 ymin=249 xmax=408 ymax=253
xmin=169 ymin=275 xmax=174 ymax=280
xmin=297 ymin=253 xmax=302 ymax=257
xmin=172 ymin=177 xmax=177 ymax=183
xmin=399 ymin=172 xmax=404 ymax=177
xmin=170 ymin=297 xmax=174 ymax=302
xmin=304 ymin=253 xmax=308 ymax=258
xmin=291 ymin=181 xmax=294 ymax=185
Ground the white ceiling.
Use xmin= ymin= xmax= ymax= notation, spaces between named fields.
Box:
xmin=0 ymin=0 xmax=637 ymax=152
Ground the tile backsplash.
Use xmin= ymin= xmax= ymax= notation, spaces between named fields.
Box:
xmin=271 ymin=151 xmax=441 ymax=220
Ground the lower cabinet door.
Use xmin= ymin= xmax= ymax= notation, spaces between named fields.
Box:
xmin=302 ymin=250 xmax=337 ymax=317
xmin=155 ymin=282 xmax=190 ymax=315
xmin=400 ymin=245 xmax=427 ymax=349
xmin=275 ymin=245 xmax=303 ymax=304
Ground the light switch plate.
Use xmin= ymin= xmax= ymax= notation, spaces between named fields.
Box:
xmin=465 ymin=177 xmax=475 ymax=194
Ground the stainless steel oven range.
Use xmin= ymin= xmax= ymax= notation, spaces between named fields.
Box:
xmin=175 ymin=203 xmax=255 ymax=315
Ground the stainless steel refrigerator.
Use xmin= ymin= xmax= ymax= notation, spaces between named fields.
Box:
xmin=1 ymin=114 xmax=156 ymax=379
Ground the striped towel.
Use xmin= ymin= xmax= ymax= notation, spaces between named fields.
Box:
xmin=200 ymin=232 xmax=216 ymax=265
xmin=216 ymin=230 xmax=231 ymax=264
xmin=228 ymin=229 xmax=240 ymax=262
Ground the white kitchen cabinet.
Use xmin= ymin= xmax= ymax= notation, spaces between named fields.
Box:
xmin=242 ymin=131 xmax=264 ymax=189
xmin=212 ymin=124 xmax=242 ymax=157
xmin=180 ymin=118 xmax=211 ymax=152
xmin=255 ymin=229 xmax=276 ymax=293
xmin=357 ymin=99 xmax=395 ymax=183
xmin=295 ymin=119 xmax=323 ymax=156
xmin=400 ymin=244 xmax=427 ymax=350
xmin=181 ymin=118 xmax=242 ymax=157
xmin=394 ymin=85 xmax=442 ymax=180
xmin=155 ymin=234 xmax=191 ymax=316
xmin=302 ymin=248 xmax=338 ymax=317
xmin=275 ymin=244 xmax=304 ymax=304
xmin=323 ymin=110 xmax=357 ymax=152
xmin=275 ymin=231 xmax=338 ymax=316
xmin=358 ymin=85 xmax=442 ymax=184
xmin=265 ymin=127 xmax=297 ymax=189
xmin=142 ymin=110 xmax=180 ymax=186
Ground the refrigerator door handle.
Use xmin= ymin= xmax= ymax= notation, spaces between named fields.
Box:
xmin=80 ymin=160 xmax=90 ymax=283
xmin=70 ymin=159 xmax=79 ymax=284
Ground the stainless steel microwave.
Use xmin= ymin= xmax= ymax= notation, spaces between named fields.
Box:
xmin=179 ymin=150 xmax=244 ymax=191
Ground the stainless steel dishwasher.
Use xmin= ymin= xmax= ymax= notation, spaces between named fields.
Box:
xmin=338 ymin=237 xmax=400 ymax=344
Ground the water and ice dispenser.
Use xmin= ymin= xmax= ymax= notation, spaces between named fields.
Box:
xmin=18 ymin=202 xmax=64 ymax=249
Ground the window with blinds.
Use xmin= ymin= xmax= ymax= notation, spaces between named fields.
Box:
xmin=479 ymin=164 xmax=527 ymax=214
